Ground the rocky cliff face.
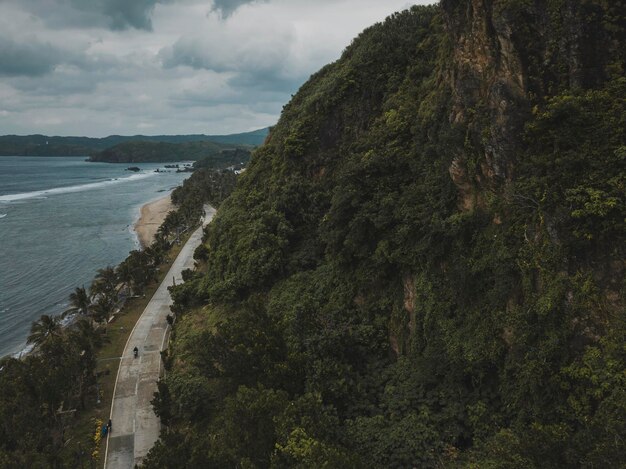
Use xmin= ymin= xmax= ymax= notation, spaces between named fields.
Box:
xmin=443 ymin=0 xmax=527 ymax=198
xmin=441 ymin=0 xmax=624 ymax=207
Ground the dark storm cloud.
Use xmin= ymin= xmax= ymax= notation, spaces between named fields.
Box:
xmin=159 ymin=38 xmax=213 ymax=70
xmin=159 ymin=33 xmax=291 ymax=76
xmin=96 ymin=0 xmax=158 ymax=30
xmin=159 ymin=33 xmax=302 ymax=106
xmin=0 ymin=36 xmax=66 ymax=77
xmin=9 ymin=72 xmax=99 ymax=95
xmin=10 ymin=0 xmax=166 ymax=30
xmin=212 ymin=0 xmax=267 ymax=17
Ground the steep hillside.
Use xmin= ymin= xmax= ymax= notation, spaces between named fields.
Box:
xmin=145 ymin=2 xmax=625 ymax=468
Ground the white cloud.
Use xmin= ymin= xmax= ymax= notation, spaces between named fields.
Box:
xmin=0 ymin=0 xmax=435 ymax=136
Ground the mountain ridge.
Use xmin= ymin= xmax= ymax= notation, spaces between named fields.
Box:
xmin=0 ymin=127 xmax=269 ymax=156
xmin=87 ymin=141 xmax=252 ymax=165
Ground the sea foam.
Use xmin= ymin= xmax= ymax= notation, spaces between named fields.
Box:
xmin=0 ymin=172 xmax=157 ymax=203
xmin=11 ymin=343 xmax=34 ymax=359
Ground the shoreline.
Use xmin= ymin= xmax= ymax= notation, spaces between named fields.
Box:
xmin=8 ymin=192 xmax=176 ymax=360
xmin=134 ymin=193 xmax=174 ymax=249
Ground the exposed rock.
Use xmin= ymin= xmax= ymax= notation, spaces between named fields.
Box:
xmin=449 ymin=154 xmax=478 ymax=211
xmin=440 ymin=0 xmax=623 ymax=199
xmin=403 ymin=274 xmax=417 ymax=336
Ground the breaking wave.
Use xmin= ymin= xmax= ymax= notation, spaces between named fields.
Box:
xmin=0 ymin=172 xmax=158 ymax=203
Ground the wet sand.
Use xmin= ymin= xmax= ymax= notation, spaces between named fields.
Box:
xmin=134 ymin=194 xmax=173 ymax=248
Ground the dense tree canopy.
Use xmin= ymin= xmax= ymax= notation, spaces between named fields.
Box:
xmin=145 ymin=2 xmax=625 ymax=468
xmin=0 ymin=168 xmax=233 ymax=466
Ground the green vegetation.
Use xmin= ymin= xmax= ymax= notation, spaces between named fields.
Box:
xmin=0 ymin=129 xmax=269 ymax=157
xmin=0 ymin=169 xmax=235 ymax=466
xmin=193 ymin=148 xmax=250 ymax=170
xmin=0 ymin=1 xmax=623 ymax=466
xmin=159 ymin=169 xmax=238 ymax=243
xmin=144 ymin=2 xmax=625 ymax=468
xmin=87 ymin=141 xmax=252 ymax=164
xmin=0 ymin=226 xmax=170 ymax=466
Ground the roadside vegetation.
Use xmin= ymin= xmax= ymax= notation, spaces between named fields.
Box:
xmin=0 ymin=168 xmax=235 ymax=467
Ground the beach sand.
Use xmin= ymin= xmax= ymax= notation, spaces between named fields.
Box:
xmin=135 ymin=194 xmax=174 ymax=248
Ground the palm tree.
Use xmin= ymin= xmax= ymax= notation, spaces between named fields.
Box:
xmin=91 ymin=295 xmax=116 ymax=325
xmin=116 ymin=261 xmax=134 ymax=296
xmin=64 ymin=286 xmax=91 ymax=317
xmin=27 ymin=314 xmax=62 ymax=347
xmin=157 ymin=222 xmax=171 ymax=240
xmin=69 ymin=318 xmax=101 ymax=410
xmin=154 ymin=232 xmax=169 ymax=251
xmin=70 ymin=317 xmax=103 ymax=352
xmin=144 ymin=245 xmax=163 ymax=266
xmin=125 ymin=250 xmax=156 ymax=294
xmin=91 ymin=266 xmax=118 ymax=298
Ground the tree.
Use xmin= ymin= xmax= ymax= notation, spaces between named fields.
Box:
xmin=64 ymin=286 xmax=91 ymax=317
xmin=69 ymin=318 xmax=101 ymax=409
xmin=27 ymin=314 xmax=62 ymax=347
xmin=91 ymin=266 xmax=118 ymax=298
xmin=91 ymin=295 xmax=116 ymax=325
xmin=144 ymin=244 xmax=164 ymax=267
xmin=70 ymin=317 xmax=102 ymax=353
xmin=125 ymin=250 xmax=157 ymax=294
xmin=116 ymin=261 xmax=134 ymax=296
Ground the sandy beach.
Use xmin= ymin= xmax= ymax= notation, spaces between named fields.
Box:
xmin=134 ymin=194 xmax=174 ymax=248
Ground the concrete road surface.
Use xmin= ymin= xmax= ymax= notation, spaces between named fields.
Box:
xmin=104 ymin=206 xmax=215 ymax=468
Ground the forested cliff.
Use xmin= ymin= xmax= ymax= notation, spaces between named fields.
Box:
xmin=145 ymin=1 xmax=625 ymax=467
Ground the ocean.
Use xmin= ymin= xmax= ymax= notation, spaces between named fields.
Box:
xmin=0 ymin=156 xmax=191 ymax=358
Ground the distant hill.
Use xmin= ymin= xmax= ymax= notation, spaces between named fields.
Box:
xmin=0 ymin=128 xmax=269 ymax=156
xmin=206 ymin=128 xmax=270 ymax=146
xmin=87 ymin=141 xmax=252 ymax=165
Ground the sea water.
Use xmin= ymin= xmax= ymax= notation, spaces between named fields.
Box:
xmin=0 ymin=156 xmax=191 ymax=357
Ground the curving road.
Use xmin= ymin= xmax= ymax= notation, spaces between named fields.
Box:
xmin=104 ymin=206 xmax=215 ymax=468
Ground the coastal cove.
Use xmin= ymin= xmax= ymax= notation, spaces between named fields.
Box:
xmin=0 ymin=156 xmax=190 ymax=358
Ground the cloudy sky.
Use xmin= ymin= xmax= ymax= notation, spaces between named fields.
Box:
xmin=0 ymin=0 xmax=433 ymax=137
